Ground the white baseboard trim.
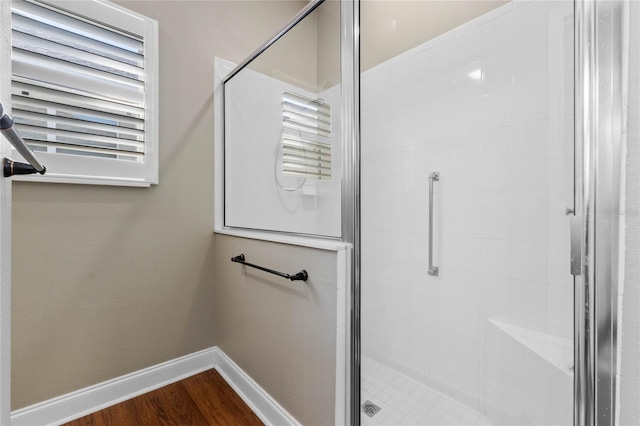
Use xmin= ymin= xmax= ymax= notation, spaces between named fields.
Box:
xmin=214 ymin=349 xmax=300 ymax=426
xmin=10 ymin=347 xmax=300 ymax=426
xmin=11 ymin=347 xmax=216 ymax=426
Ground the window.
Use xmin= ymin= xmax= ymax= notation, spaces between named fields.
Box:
xmin=281 ymin=91 xmax=332 ymax=180
xmin=7 ymin=0 xmax=158 ymax=186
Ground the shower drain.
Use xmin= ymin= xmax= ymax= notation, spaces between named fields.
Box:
xmin=361 ymin=400 xmax=382 ymax=417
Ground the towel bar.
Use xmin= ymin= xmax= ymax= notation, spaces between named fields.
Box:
xmin=231 ymin=254 xmax=308 ymax=282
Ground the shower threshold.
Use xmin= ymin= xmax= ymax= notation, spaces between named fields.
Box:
xmin=361 ymin=356 xmax=492 ymax=426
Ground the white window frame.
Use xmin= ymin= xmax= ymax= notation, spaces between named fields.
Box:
xmin=2 ymin=0 xmax=159 ymax=187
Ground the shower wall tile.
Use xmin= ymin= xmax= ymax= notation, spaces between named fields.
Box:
xmin=453 ymin=28 xmax=482 ymax=70
xmin=429 ymin=36 xmax=458 ymax=77
xmin=546 ymin=285 xmax=573 ymax=339
xmin=513 ymin=0 xmax=549 ymax=47
xmin=479 ymin=165 xmax=512 ymax=203
xmin=482 ymin=10 xmax=513 ymax=58
xmin=509 ymin=241 xmax=548 ymax=282
xmin=387 ymin=288 xmax=410 ymax=320
xmin=511 ymin=200 xmax=548 ymax=242
xmin=226 ymin=74 xmax=341 ymax=235
xmin=452 ymin=138 xmax=483 ymax=169
xmin=549 ymin=71 xmax=574 ymax=117
xmin=513 ymin=120 xmax=549 ymax=162
xmin=481 ymin=89 xmax=513 ymax=130
xmin=455 ymin=62 xmax=483 ymax=101
xmin=454 ymin=97 xmax=483 ymax=135
xmin=361 ymin=1 xmax=574 ymax=424
xmin=408 ymin=349 xmax=430 ymax=383
xmin=548 ymin=1 xmax=574 ymax=32
xmin=409 ymin=293 xmax=430 ymax=325
xmin=514 ymin=38 xmax=549 ymax=85
xmin=547 ymin=242 xmax=572 ymax=286
xmin=453 ymin=338 xmax=483 ymax=372
xmin=428 ymin=299 xmax=455 ymax=333
xmin=441 ymin=203 xmax=478 ymax=237
xmin=398 ymin=54 xmax=434 ymax=91
xmin=549 ymin=27 xmax=575 ymax=75
xmin=480 ymin=128 xmax=513 ymax=166
xmin=510 ymin=279 xmax=548 ymax=326
xmin=451 ymin=237 xmax=483 ymax=271
xmin=449 ymin=270 xmax=481 ymax=307
xmin=480 ymin=239 xmax=511 ymax=277
xmin=513 ymin=78 xmax=550 ymax=124
xmin=480 ymin=203 xmax=511 ymax=240
xmin=479 ymin=274 xmax=511 ymax=316
xmin=453 ymin=303 xmax=484 ymax=343
xmin=409 ymin=322 xmax=430 ymax=354
xmin=429 ymin=82 xmax=457 ymax=139
xmin=482 ymin=51 xmax=513 ymax=95
xmin=452 ymin=366 xmax=483 ymax=411
xmin=428 ymin=357 xmax=454 ymax=394
xmin=548 ymin=158 xmax=571 ymax=200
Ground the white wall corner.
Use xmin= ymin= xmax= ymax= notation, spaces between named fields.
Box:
xmin=9 ymin=347 xmax=303 ymax=426
xmin=214 ymin=348 xmax=301 ymax=426
xmin=0 ymin=0 xmax=13 ymax=424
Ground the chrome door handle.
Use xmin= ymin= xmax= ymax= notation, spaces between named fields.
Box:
xmin=570 ymin=213 xmax=582 ymax=276
xmin=428 ymin=171 xmax=439 ymax=276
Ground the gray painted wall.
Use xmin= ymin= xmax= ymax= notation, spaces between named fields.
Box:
xmin=10 ymin=0 xmax=306 ymax=410
xmin=214 ymin=234 xmax=338 ymax=425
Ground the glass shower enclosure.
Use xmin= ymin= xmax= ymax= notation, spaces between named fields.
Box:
xmin=359 ymin=1 xmax=574 ymax=424
xmin=220 ymin=0 xmax=624 ymax=424
xmin=352 ymin=0 xmax=621 ymax=424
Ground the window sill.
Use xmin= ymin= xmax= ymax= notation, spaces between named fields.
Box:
xmin=215 ymin=227 xmax=351 ymax=252
xmin=11 ymin=173 xmax=152 ymax=187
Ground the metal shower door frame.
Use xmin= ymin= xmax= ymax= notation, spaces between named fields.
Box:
xmin=574 ymin=0 xmax=623 ymax=425
xmin=340 ymin=0 xmax=359 ymax=424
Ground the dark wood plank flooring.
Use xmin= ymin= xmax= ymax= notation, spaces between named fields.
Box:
xmin=63 ymin=369 xmax=264 ymax=426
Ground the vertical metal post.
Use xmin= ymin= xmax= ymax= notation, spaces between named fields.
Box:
xmin=592 ymin=0 xmax=623 ymax=423
xmin=575 ymin=0 xmax=623 ymax=424
xmin=341 ymin=0 xmax=360 ymax=424
xmin=574 ymin=0 xmax=596 ymax=423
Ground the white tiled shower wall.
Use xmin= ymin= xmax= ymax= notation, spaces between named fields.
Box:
xmin=224 ymin=69 xmax=341 ymax=237
xmin=361 ymin=1 xmax=574 ymax=424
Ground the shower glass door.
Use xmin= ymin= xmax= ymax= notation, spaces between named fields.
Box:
xmin=359 ymin=1 xmax=575 ymax=424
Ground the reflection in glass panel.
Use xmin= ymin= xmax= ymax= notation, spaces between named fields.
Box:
xmin=360 ymin=1 xmax=575 ymax=425
xmin=223 ymin=0 xmax=341 ymax=237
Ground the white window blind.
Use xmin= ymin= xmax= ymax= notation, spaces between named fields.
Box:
xmin=281 ymin=90 xmax=332 ymax=180
xmin=8 ymin=0 xmax=158 ymax=186
xmin=282 ymin=90 xmax=331 ymax=137
xmin=282 ymin=137 xmax=332 ymax=179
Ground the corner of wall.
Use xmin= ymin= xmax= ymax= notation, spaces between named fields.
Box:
xmin=0 ymin=0 xmax=13 ymax=422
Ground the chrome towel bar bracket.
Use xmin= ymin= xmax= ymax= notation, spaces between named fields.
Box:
xmin=231 ymin=254 xmax=309 ymax=282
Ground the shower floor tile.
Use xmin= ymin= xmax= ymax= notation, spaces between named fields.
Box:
xmin=361 ymin=356 xmax=493 ymax=426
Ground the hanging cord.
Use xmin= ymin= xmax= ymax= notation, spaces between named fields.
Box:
xmin=274 ymin=129 xmax=307 ymax=191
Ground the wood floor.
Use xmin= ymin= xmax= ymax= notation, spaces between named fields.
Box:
xmin=63 ymin=369 xmax=264 ymax=426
